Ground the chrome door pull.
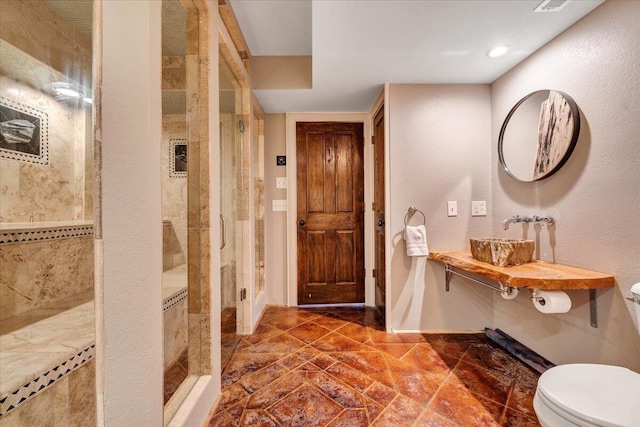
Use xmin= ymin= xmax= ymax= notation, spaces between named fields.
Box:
xmin=220 ymin=214 xmax=227 ymax=249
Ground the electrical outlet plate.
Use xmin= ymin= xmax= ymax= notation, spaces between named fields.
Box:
xmin=447 ymin=201 xmax=457 ymax=217
xmin=272 ymin=200 xmax=287 ymax=211
xmin=276 ymin=177 xmax=287 ymax=189
xmin=472 ymin=200 xmax=487 ymax=216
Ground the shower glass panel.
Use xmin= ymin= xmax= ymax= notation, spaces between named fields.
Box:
xmin=253 ymin=112 xmax=265 ymax=298
xmin=161 ymin=0 xmax=203 ymax=415
xmin=219 ymin=55 xmax=243 ymax=368
xmin=0 ymin=0 xmax=95 ymax=422
xmin=161 ymin=0 xmax=190 ymax=407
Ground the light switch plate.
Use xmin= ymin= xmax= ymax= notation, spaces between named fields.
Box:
xmin=447 ymin=201 xmax=457 ymax=217
xmin=272 ymin=200 xmax=287 ymax=211
xmin=472 ymin=200 xmax=487 ymax=216
xmin=276 ymin=177 xmax=287 ymax=189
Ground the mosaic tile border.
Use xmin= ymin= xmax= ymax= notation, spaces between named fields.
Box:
xmin=0 ymin=344 xmax=95 ymax=417
xmin=0 ymin=96 xmax=49 ymax=166
xmin=0 ymin=225 xmax=94 ymax=244
xmin=164 ymin=288 xmax=188 ymax=312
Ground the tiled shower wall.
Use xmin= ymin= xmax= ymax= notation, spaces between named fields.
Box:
xmin=162 ymin=55 xmax=188 ymax=268
xmin=0 ymin=0 xmax=93 ymax=224
xmin=0 ymin=228 xmax=94 ymax=319
xmin=0 ymin=359 xmax=96 ymax=427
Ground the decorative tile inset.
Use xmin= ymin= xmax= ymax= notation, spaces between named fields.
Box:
xmin=0 ymin=224 xmax=93 ymax=244
xmin=0 ymin=344 xmax=94 ymax=417
xmin=0 ymin=96 xmax=49 ymax=165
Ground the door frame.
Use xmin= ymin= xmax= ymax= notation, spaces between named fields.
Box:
xmin=286 ymin=113 xmax=373 ymax=307
xmin=369 ymin=86 xmax=391 ymax=330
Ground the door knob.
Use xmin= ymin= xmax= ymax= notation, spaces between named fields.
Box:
xmin=377 ymin=219 xmax=385 ymax=227
xmin=299 ymin=220 xmax=306 ymax=227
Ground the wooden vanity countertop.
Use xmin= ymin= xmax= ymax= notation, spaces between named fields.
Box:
xmin=428 ymin=251 xmax=615 ymax=290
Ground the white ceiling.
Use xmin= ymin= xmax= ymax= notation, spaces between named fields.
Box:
xmin=230 ymin=0 xmax=604 ymax=113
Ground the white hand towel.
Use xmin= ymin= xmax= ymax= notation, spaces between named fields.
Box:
xmin=404 ymin=224 xmax=429 ymax=257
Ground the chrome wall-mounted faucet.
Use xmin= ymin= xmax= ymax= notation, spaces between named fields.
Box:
xmin=502 ymin=215 xmax=555 ymax=230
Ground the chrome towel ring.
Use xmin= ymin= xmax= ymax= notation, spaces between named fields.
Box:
xmin=404 ymin=206 xmax=426 ymax=226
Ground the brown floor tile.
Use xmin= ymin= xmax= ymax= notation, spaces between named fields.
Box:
xmin=311 ymin=313 xmax=352 ymax=330
xmin=401 ymin=344 xmax=455 ymax=378
xmin=429 ymin=379 xmax=503 ymax=427
xmin=246 ymin=371 xmax=306 ymax=409
xmin=163 ymin=357 xmax=188 ymax=404
xmin=312 ymin=331 xmax=375 ymax=352
xmin=462 ymin=342 xmax=521 ymax=376
xmin=387 ymin=394 xmax=424 ymax=420
xmin=452 ymin=359 xmax=515 ymax=405
xmin=366 ymin=342 xmax=416 ymax=358
xmin=267 ymin=384 xmax=343 ymax=427
xmin=327 ymin=409 xmax=368 ymax=427
xmin=364 ymin=397 xmax=385 ymax=423
xmin=287 ymin=321 xmax=333 ymax=343
xmin=246 ymin=332 xmax=306 ymax=353
xmin=364 ymin=381 xmax=397 ymax=407
xmin=369 ymin=328 xmax=405 ymax=343
xmin=206 ymin=306 xmax=541 ymax=427
xmin=221 ymin=353 xmax=282 ymax=387
xmin=309 ymin=353 xmax=338 ymax=370
xmin=325 ymin=361 xmax=376 ymax=392
xmin=501 ymin=406 xmax=541 ymax=427
xmin=335 ymin=322 xmax=372 ymax=343
xmin=415 ymin=409 xmax=460 ymax=426
xmin=383 ymin=353 xmax=442 ymax=404
xmin=244 ymin=322 xmax=283 ymax=345
xmin=238 ymin=361 xmax=290 ymax=393
xmin=238 ymin=409 xmax=278 ymax=426
xmin=305 ymin=370 xmax=365 ymax=408
xmin=371 ymin=409 xmax=414 ymax=427
xmin=331 ymin=351 xmax=395 ymax=388
xmin=207 ymin=410 xmax=235 ymax=427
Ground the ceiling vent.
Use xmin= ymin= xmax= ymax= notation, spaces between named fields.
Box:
xmin=534 ymin=0 xmax=571 ymax=13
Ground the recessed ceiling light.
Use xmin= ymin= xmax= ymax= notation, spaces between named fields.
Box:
xmin=51 ymin=82 xmax=83 ymax=98
xmin=488 ymin=46 xmax=508 ymax=58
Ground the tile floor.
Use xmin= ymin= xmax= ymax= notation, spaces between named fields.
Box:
xmin=207 ymin=306 xmax=541 ymax=426
xmin=164 ymin=349 xmax=189 ymax=404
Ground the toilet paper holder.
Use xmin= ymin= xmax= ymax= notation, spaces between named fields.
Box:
xmin=443 ymin=264 xmax=601 ymax=328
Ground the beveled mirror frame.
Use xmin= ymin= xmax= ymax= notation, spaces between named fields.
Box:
xmin=498 ymin=90 xmax=580 ymax=182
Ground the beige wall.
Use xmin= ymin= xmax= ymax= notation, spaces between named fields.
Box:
xmin=99 ymin=1 xmax=163 ymax=424
xmin=263 ymin=113 xmax=288 ymax=305
xmin=252 ymin=56 xmax=312 ymax=90
xmin=490 ymin=0 xmax=640 ymax=370
xmin=388 ymin=84 xmax=495 ymax=331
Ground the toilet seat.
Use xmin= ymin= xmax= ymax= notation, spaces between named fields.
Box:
xmin=536 ymin=364 xmax=640 ymax=427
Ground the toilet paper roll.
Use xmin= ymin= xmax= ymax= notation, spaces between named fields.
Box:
xmin=532 ymin=290 xmax=571 ymax=314
xmin=500 ymin=286 xmax=519 ymax=300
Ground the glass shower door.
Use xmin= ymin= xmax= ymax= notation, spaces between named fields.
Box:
xmin=219 ymin=55 xmax=243 ymax=368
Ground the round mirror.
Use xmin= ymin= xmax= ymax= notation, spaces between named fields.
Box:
xmin=498 ymin=90 xmax=580 ymax=182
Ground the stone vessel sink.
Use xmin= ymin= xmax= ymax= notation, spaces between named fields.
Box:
xmin=470 ymin=238 xmax=534 ymax=267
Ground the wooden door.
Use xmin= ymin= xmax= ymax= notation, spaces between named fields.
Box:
xmin=296 ymin=122 xmax=364 ymax=305
xmin=373 ymin=106 xmax=386 ymax=324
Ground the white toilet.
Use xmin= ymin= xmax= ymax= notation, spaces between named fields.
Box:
xmin=533 ymin=283 xmax=640 ymax=427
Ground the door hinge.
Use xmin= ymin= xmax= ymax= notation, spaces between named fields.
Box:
xmin=372 ymin=268 xmax=376 ymax=278
xmin=371 ymin=135 xmax=375 ymax=145
xmin=240 ymin=288 xmax=247 ymax=301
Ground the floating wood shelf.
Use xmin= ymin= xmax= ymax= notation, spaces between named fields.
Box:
xmin=428 ymin=251 xmax=614 ymax=290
